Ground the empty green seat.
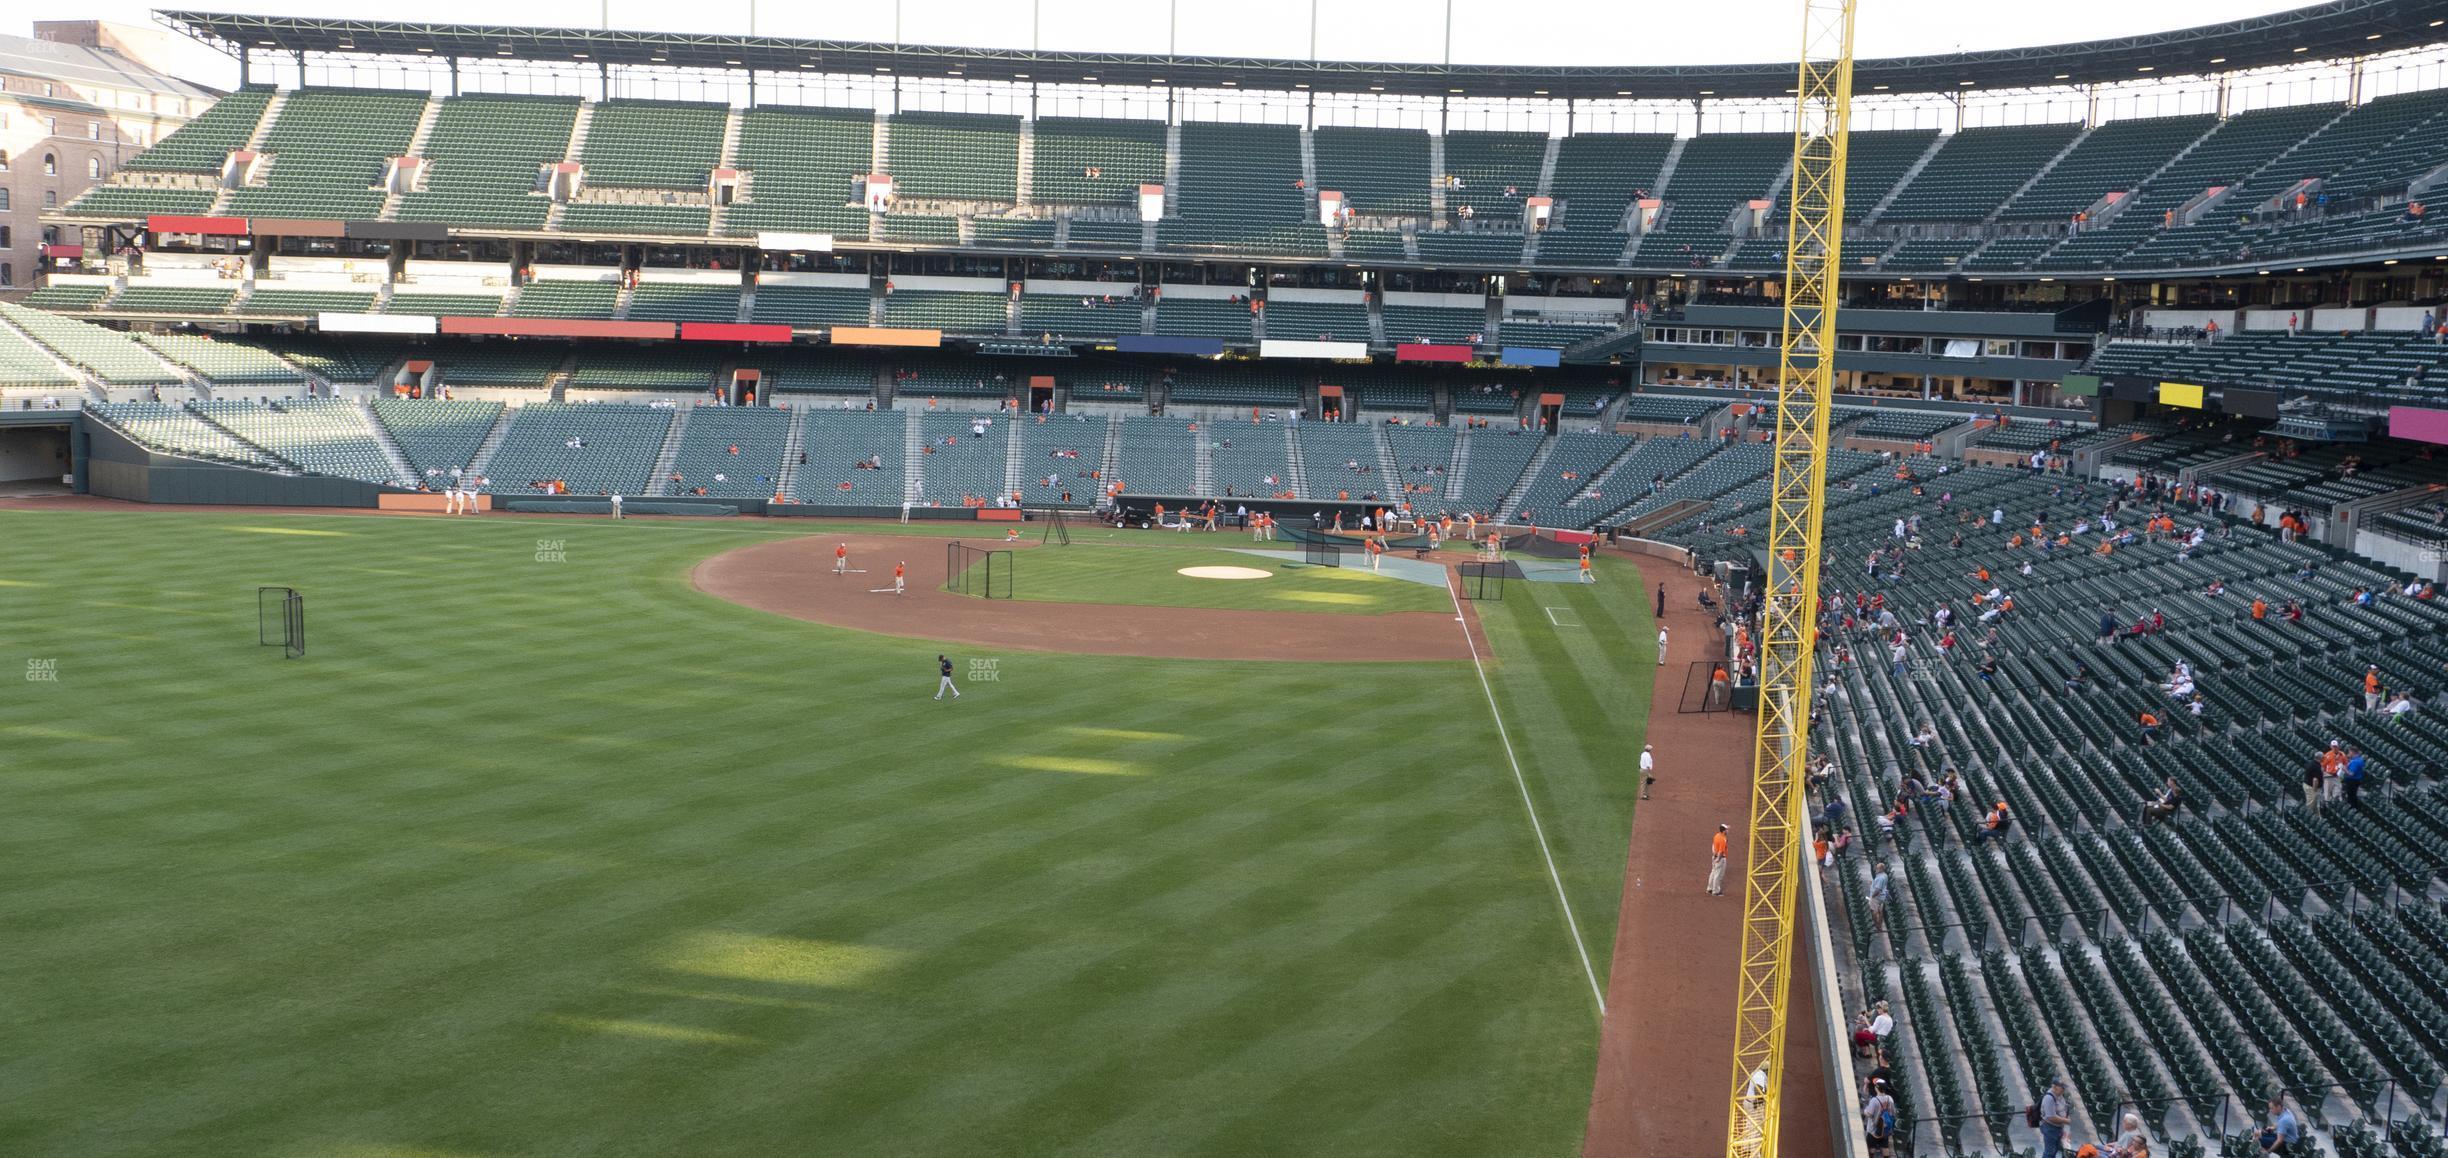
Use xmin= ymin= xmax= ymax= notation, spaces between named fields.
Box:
xmin=227 ymin=88 xmax=429 ymax=220
xmin=397 ymin=94 xmax=578 ymax=229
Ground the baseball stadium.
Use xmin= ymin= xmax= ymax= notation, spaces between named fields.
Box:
xmin=9 ymin=2 xmax=2448 ymax=1156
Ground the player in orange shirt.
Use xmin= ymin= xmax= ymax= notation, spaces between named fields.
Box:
xmin=1708 ymin=825 xmax=1732 ymax=895
xmin=835 ymin=542 xmax=850 ymax=575
xmin=893 ymin=560 xmax=907 ymax=595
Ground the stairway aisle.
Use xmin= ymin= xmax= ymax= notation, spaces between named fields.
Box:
xmin=645 ymin=408 xmax=690 ymax=496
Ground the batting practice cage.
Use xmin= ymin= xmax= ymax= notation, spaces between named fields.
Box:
xmin=945 ymin=542 xmax=1015 ymax=599
xmin=1304 ymin=537 xmax=1343 ymax=568
xmin=1458 ymin=561 xmax=1515 ymax=601
xmin=258 ymin=586 xmax=305 ymax=658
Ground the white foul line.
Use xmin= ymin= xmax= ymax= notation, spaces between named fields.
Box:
xmin=1449 ymin=578 xmax=1608 ymax=1017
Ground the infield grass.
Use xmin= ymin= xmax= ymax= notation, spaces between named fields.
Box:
xmin=956 ymin=540 xmax=1452 ymax=615
xmin=1 ymin=507 xmax=1652 ymax=1158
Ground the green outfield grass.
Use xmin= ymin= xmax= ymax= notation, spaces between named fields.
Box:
xmin=958 ymin=541 xmax=1453 ymax=615
xmin=0 ymin=508 xmax=1652 ymax=1158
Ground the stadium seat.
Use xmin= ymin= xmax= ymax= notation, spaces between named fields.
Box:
xmin=0 ymin=303 xmax=182 ymax=385
xmin=888 ymin=110 xmax=1021 ymax=203
xmin=135 ymin=333 xmax=305 ymax=385
xmin=193 ymin=399 xmax=407 ymax=484
xmin=511 ymin=280 xmax=620 ymax=319
xmin=664 ymin=406 xmax=790 ymax=497
xmin=580 ymin=99 xmax=726 ymax=190
xmin=752 ymin=285 xmax=874 ymax=329
xmin=1031 ymin=116 xmax=1165 ymax=206
xmin=723 ymin=106 xmax=874 ymax=241
xmin=62 ymin=86 xmax=273 ymax=218
xmin=1442 ymin=131 xmax=1548 ymax=216
xmin=1311 ymin=126 xmax=1431 ymax=216
xmin=227 ymin=87 xmax=429 ymax=220
xmin=1380 ymin=303 xmax=1484 ymax=346
xmin=396 ymin=94 xmax=578 ymax=229
xmin=796 ymin=409 xmax=907 ymax=503
xmin=1878 ymin=122 xmax=2084 ymax=223
xmin=1261 ymin=298 xmax=1369 ymax=344
xmin=371 ymin=398 xmax=504 ymax=477
xmin=483 ymin=402 xmax=674 ymax=494
xmin=625 ymin=281 xmax=741 ymax=324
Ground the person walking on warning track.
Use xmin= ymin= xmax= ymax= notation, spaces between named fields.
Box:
xmin=1656 ymin=584 xmax=1666 ymax=617
xmin=1657 ymin=625 xmax=1670 ymax=666
xmin=1640 ymin=743 xmax=1655 ymax=799
xmin=934 ymin=654 xmax=961 ymax=700
xmin=835 ymin=542 xmax=849 ymax=574
xmin=1366 ymin=535 xmax=1384 ymax=572
xmin=1708 ymin=824 xmax=1731 ymax=895
xmin=894 ymin=561 xmax=907 ymax=595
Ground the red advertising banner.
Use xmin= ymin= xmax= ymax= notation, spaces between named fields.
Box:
xmin=1395 ymin=343 xmax=1474 ymax=363
xmin=147 ymin=215 xmax=250 ymax=236
xmin=679 ymin=322 xmax=794 ymax=343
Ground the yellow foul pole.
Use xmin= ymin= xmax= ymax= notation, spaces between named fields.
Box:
xmin=1725 ymin=3 xmax=1855 ymax=1158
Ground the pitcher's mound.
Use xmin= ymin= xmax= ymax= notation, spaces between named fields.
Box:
xmin=1177 ymin=565 xmax=1273 ymax=580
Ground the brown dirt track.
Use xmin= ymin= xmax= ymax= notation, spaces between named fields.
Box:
xmin=1584 ymin=568 xmax=1831 ymax=1158
xmin=690 ymin=533 xmax=1474 ymax=662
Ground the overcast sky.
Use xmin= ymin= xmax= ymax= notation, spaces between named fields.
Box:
xmin=42 ymin=1 xmax=2309 ymax=72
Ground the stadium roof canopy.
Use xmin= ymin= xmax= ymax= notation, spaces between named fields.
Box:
xmin=162 ymin=2 xmax=2448 ymax=102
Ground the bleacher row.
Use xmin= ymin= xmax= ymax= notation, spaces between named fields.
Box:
xmin=1653 ymin=459 xmax=2448 ymax=1158
xmin=22 ymin=280 xmax=1615 ymax=352
xmin=57 ymin=85 xmax=2448 ymax=273
xmin=0 ymin=299 xmax=1649 ymax=421
xmin=76 ymin=391 xmax=1973 ymax=525
xmin=2086 ymin=332 xmax=2448 ymax=407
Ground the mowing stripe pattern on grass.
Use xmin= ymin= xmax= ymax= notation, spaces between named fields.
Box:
xmin=0 ymin=510 xmax=1647 ymax=1157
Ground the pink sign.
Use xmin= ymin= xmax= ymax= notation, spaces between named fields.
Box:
xmin=2389 ymin=406 xmax=2448 ymax=445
